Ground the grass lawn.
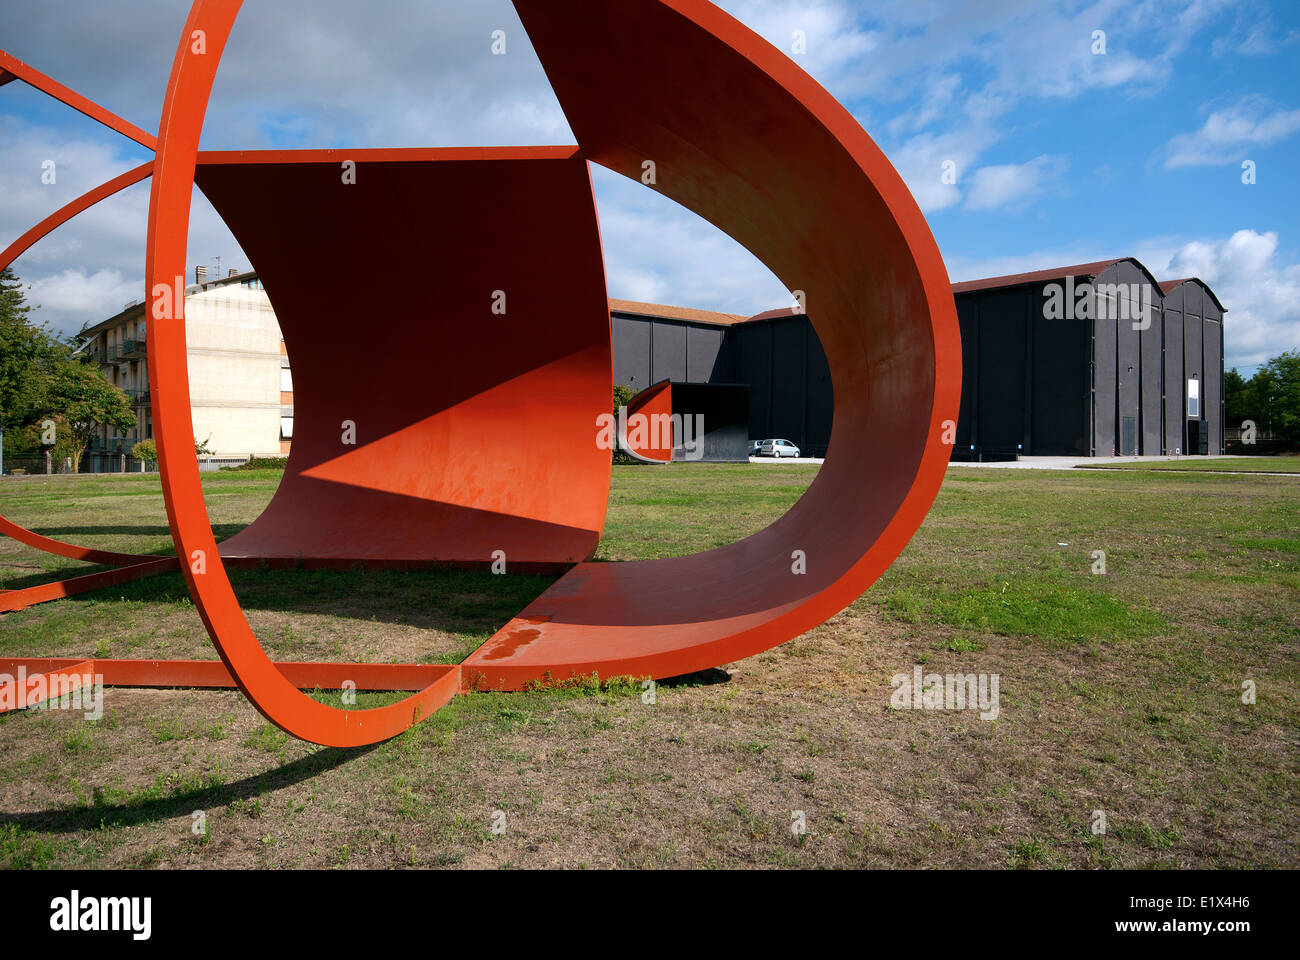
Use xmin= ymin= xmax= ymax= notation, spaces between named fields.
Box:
xmin=1077 ymin=456 xmax=1300 ymax=474
xmin=0 ymin=463 xmax=1296 ymax=869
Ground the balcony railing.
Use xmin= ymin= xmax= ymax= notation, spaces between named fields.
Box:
xmin=119 ymin=339 xmax=146 ymax=359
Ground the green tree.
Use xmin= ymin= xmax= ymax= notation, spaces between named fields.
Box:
xmin=612 ymin=383 xmax=637 ymax=464
xmin=46 ymin=355 xmax=136 ymax=472
xmin=132 ymin=438 xmax=158 ymax=463
xmin=0 ymin=267 xmax=53 ymax=433
xmin=1256 ymin=351 xmax=1300 ymax=440
xmin=1224 ymin=368 xmax=1248 ymax=429
xmin=12 ymin=418 xmax=80 ymax=472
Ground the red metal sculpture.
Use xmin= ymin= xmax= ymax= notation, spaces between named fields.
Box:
xmin=0 ymin=0 xmax=960 ymax=745
xmin=196 ymin=147 xmax=613 ymax=572
xmin=620 ymin=381 xmax=675 ymax=463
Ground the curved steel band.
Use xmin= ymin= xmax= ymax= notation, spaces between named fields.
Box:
xmin=3 ymin=0 xmax=959 ymax=747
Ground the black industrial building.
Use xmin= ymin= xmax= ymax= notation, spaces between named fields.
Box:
xmin=610 ymin=298 xmax=833 ymax=458
xmin=609 ymin=257 xmax=1226 ymax=460
xmin=950 ymin=259 xmax=1225 ymax=457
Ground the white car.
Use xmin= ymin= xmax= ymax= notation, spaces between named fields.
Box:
xmin=757 ymin=438 xmax=801 ymax=457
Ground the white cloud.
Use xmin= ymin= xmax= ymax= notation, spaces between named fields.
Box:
xmin=964 ymin=154 xmax=1069 ymax=212
xmin=2 ymin=0 xmax=1289 ymax=341
xmin=25 ymin=268 xmax=140 ymax=318
xmin=888 ymin=74 xmax=962 ymax=139
xmin=775 ymin=0 xmax=1229 ymax=215
xmin=948 ymin=230 xmax=1300 ymax=370
xmin=888 ymin=125 xmax=998 ymax=213
xmin=1210 ymin=5 xmax=1300 ymax=58
xmin=592 ymin=170 xmax=789 ymax=317
xmin=1164 ymin=96 xmax=1300 ymax=168
xmin=1157 ymin=230 xmax=1300 ymax=367
xmin=714 ymin=0 xmax=882 ymax=95
xmin=721 ymin=0 xmax=1184 ymax=108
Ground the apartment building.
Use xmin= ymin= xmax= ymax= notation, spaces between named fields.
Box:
xmin=82 ymin=268 xmax=291 ymax=463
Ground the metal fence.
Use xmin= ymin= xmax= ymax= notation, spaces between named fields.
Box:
xmin=2 ymin=454 xmax=250 ymax=476
xmin=1224 ymin=426 xmax=1276 ymax=442
xmin=1 ymin=454 xmax=156 ymax=475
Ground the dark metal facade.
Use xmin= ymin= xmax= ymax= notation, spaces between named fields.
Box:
xmin=612 ymin=309 xmax=833 ymax=457
xmin=612 ymin=313 xmax=726 ymax=392
xmin=669 ymin=382 xmax=750 ymax=461
xmin=610 ymin=261 xmax=1224 ymax=460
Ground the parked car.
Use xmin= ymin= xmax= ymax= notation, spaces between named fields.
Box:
xmin=748 ymin=439 xmax=763 ymax=456
xmin=757 ymin=438 xmax=801 ymax=457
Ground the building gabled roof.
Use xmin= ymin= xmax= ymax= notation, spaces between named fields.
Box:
xmin=742 ymin=306 xmax=808 ymax=324
xmin=82 ymin=269 xmax=262 ymax=336
xmin=608 ymin=298 xmax=748 ymax=326
xmin=949 ymin=258 xmax=1135 ymax=294
xmin=1158 ymin=277 xmax=1228 ymax=312
xmin=745 ymin=257 xmax=1208 ymax=324
xmin=194 ymin=268 xmax=257 ymax=291
xmin=80 ymin=300 xmax=146 ymax=337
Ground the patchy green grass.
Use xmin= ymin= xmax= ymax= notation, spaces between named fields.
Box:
xmin=0 ymin=823 xmax=64 ymax=869
xmin=1078 ymin=456 xmax=1299 ymax=474
xmin=595 ymin=463 xmax=814 ymax=559
xmin=884 ymin=575 xmax=1165 ymax=643
xmin=0 ymin=462 xmax=1296 ymax=869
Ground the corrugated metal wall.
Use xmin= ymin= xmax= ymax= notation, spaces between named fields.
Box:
xmin=1204 ymin=292 xmax=1224 ymax=455
xmin=1092 ymin=270 xmax=1118 ymax=456
xmin=613 ymin=315 xmax=727 ymax=392
xmin=612 ymin=315 xmax=651 ymax=390
xmin=1158 ymin=281 xmax=1223 ymax=455
xmin=1163 ymin=287 xmax=1185 ymax=454
xmin=612 ymin=311 xmax=832 ymax=457
xmin=1140 ymin=297 xmax=1163 ymax=455
xmin=1032 ymin=285 xmax=1091 ymax=455
xmin=955 ymin=297 xmax=978 ymax=452
xmin=612 ymin=270 xmax=1222 ymax=461
xmin=977 ymin=287 xmax=1030 ymax=453
xmin=954 ymin=278 xmax=1092 ymax=458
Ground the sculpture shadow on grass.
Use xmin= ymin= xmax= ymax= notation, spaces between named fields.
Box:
xmin=3 ymin=566 xmax=557 ymax=636
xmin=0 ymin=743 xmax=376 ymax=834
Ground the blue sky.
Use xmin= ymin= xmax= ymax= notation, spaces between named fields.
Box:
xmin=1 ymin=0 xmax=1297 ymax=372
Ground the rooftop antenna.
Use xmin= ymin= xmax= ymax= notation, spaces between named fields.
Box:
xmin=214 ymin=255 xmax=222 ymax=277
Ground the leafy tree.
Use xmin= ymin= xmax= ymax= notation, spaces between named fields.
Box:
xmin=1228 ymin=351 xmax=1300 ymax=441
xmin=132 ymin=438 xmax=158 ymax=463
xmin=1256 ymin=351 xmax=1300 ymax=440
xmin=0 ymin=267 xmax=54 ymax=434
xmin=612 ymin=383 xmax=637 ymax=464
xmin=45 ymin=355 xmax=136 ymax=472
xmin=7 ymin=418 xmax=79 ymax=470
xmin=1224 ymin=368 xmax=1248 ymax=428
xmin=46 ymin=419 xmax=80 ymax=470
xmin=66 ymin=321 xmax=94 ymax=354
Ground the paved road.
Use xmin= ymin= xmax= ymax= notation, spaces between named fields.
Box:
xmin=744 ymin=454 xmax=1292 ymax=474
xmin=948 ymin=455 xmax=1241 ymax=470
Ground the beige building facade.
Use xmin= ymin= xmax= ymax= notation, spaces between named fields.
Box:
xmin=83 ymin=270 xmax=291 ymax=462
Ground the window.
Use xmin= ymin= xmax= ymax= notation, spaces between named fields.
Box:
xmin=1187 ymin=378 xmax=1200 ymax=418
xmin=280 ymin=417 xmax=294 ymax=440
xmin=280 ymin=368 xmax=293 ymax=392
